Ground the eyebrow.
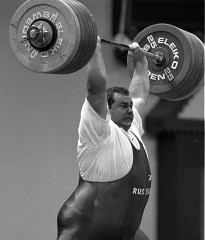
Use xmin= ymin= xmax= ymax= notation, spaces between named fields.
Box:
xmin=119 ymin=101 xmax=133 ymax=106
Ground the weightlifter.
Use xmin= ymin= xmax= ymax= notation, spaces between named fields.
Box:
xmin=56 ymin=37 xmax=151 ymax=240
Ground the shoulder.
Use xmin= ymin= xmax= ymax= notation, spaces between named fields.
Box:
xmin=78 ymin=98 xmax=111 ymax=147
xmin=80 ymin=97 xmax=111 ymax=126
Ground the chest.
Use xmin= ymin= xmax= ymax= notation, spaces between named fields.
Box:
xmin=97 ymin=140 xmax=151 ymax=201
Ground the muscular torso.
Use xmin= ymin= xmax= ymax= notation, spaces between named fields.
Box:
xmin=58 ymin=138 xmax=151 ymax=240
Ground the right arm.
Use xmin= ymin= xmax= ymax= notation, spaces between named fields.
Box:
xmin=86 ymin=37 xmax=107 ymax=120
xmin=78 ymin=38 xmax=111 ymax=181
xmin=128 ymin=43 xmax=150 ymax=120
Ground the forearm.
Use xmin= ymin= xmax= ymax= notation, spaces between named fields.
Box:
xmin=87 ymin=40 xmax=107 ymax=94
xmin=86 ymin=38 xmax=108 ymax=119
xmin=126 ymin=44 xmax=150 ymax=118
xmin=129 ymin=60 xmax=150 ymax=100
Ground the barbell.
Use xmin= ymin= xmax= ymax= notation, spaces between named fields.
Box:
xmin=9 ymin=0 xmax=204 ymax=101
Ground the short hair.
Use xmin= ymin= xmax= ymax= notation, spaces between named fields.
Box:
xmin=106 ymin=86 xmax=129 ymax=108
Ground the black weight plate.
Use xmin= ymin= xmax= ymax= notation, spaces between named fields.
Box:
xmin=56 ymin=0 xmax=89 ymax=73
xmin=162 ymin=29 xmax=199 ymax=100
xmin=69 ymin=0 xmax=97 ymax=72
xmin=57 ymin=0 xmax=97 ymax=73
xmin=168 ymin=30 xmax=203 ymax=100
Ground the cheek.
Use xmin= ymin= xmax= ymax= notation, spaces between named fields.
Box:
xmin=111 ymin=110 xmax=123 ymax=122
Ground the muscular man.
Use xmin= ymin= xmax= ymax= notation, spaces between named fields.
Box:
xmin=56 ymin=38 xmax=151 ymax=240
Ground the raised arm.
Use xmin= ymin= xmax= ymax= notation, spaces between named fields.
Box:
xmin=128 ymin=43 xmax=150 ymax=119
xmin=86 ymin=37 xmax=107 ymax=120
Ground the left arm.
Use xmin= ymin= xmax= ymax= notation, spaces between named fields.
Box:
xmin=128 ymin=43 xmax=150 ymax=119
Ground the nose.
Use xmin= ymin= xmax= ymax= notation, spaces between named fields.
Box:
xmin=126 ymin=106 xmax=133 ymax=114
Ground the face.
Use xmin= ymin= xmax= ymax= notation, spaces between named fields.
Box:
xmin=109 ymin=93 xmax=134 ymax=131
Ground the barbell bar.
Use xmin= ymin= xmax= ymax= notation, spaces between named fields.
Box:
xmin=25 ymin=23 xmax=163 ymax=64
xmin=100 ymin=38 xmax=163 ymax=64
xmin=9 ymin=0 xmax=204 ymax=101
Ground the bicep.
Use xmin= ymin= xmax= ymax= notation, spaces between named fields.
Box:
xmin=86 ymin=66 xmax=107 ymax=119
xmin=87 ymin=91 xmax=107 ymax=120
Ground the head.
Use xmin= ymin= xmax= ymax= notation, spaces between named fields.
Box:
xmin=107 ymin=87 xmax=134 ymax=131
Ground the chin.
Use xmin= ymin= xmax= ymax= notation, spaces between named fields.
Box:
xmin=122 ymin=124 xmax=131 ymax=131
xmin=116 ymin=121 xmax=132 ymax=131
